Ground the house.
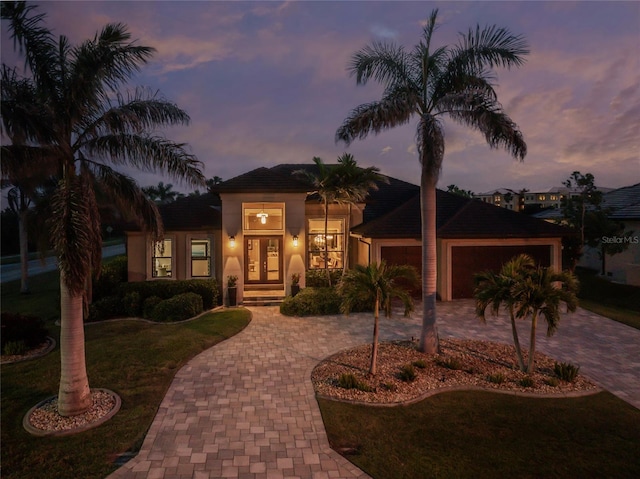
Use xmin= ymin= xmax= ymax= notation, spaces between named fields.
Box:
xmin=125 ymin=164 xmax=572 ymax=304
xmin=475 ymin=188 xmax=523 ymax=211
xmin=579 ymin=183 xmax=640 ymax=286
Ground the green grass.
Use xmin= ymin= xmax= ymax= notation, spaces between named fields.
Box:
xmin=576 ymin=268 xmax=640 ymax=330
xmin=0 ymin=309 xmax=251 ymax=479
xmin=319 ymin=391 xmax=640 ymax=479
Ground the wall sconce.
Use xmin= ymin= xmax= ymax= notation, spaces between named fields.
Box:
xmin=229 ymin=235 xmax=236 ymax=248
xmin=292 ymin=235 xmax=299 ymax=247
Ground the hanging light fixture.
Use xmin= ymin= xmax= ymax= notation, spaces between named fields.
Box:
xmin=257 ymin=204 xmax=268 ymax=224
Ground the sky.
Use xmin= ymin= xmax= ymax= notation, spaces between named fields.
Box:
xmin=2 ymin=1 xmax=639 ymax=195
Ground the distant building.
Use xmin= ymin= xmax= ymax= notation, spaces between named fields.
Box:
xmin=475 ymin=188 xmax=522 ymax=211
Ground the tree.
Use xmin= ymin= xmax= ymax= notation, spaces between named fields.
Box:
xmin=1 ymin=1 xmax=205 ymax=416
xmin=446 ymin=184 xmax=474 ymax=198
xmin=295 ymin=157 xmax=341 ymax=286
xmin=336 ymin=9 xmax=528 ymax=353
xmin=474 ymin=254 xmax=535 ymax=372
xmin=511 ymin=263 xmax=579 ymax=373
xmin=332 ymin=153 xmax=386 ymax=274
xmin=584 ymin=210 xmax=632 ymax=275
xmin=142 ymin=181 xmax=184 ymax=204
xmin=562 ymin=171 xmax=602 ymax=249
xmin=338 ymin=261 xmax=419 ymax=376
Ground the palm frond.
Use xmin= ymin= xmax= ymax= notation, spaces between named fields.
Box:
xmin=348 ymin=41 xmax=414 ymax=89
xmin=454 ymin=23 xmax=529 ymax=71
xmin=83 ymin=134 xmax=205 ymax=187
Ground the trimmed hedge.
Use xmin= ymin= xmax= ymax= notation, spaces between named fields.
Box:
xmin=150 ymin=292 xmax=203 ymax=322
xmin=305 ymin=269 xmax=343 ymax=288
xmin=92 ymin=255 xmax=128 ymax=301
xmin=279 ymin=287 xmax=342 ymax=316
xmin=1 ymin=312 xmax=49 ymax=352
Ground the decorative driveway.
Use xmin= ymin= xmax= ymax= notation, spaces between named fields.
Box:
xmin=108 ymin=301 xmax=640 ymax=479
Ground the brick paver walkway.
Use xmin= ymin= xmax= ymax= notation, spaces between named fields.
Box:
xmin=108 ymin=301 xmax=640 ymax=479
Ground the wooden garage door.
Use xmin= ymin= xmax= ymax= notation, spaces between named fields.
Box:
xmin=381 ymin=246 xmax=422 ymax=295
xmin=451 ymin=245 xmax=551 ymax=299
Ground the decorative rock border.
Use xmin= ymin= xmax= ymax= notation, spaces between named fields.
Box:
xmin=0 ymin=336 xmax=56 ymax=365
xmin=23 ymin=388 xmax=121 ymax=437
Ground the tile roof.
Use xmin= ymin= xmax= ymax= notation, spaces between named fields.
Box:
xmin=213 ymin=166 xmax=311 ymax=193
xmin=157 ymin=193 xmax=221 ymax=231
xmin=601 ymin=183 xmax=640 ymax=220
xmin=352 ymin=190 xmax=572 ymax=239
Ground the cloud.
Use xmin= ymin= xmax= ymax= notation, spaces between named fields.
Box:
xmin=380 ymin=146 xmax=392 ymax=155
xmin=370 ymin=24 xmax=398 ymax=40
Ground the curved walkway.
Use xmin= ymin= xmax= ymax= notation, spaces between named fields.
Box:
xmin=108 ymin=301 xmax=640 ymax=479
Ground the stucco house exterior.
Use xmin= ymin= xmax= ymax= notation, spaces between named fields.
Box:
xmin=125 ymin=164 xmax=572 ymax=304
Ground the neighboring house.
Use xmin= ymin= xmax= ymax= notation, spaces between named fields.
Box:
xmin=579 ymin=183 xmax=640 ymax=286
xmin=475 ymin=188 xmax=522 ymax=211
xmin=125 ymin=164 xmax=572 ymax=304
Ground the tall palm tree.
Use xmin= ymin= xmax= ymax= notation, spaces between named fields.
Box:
xmin=332 ymin=153 xmax=386 ymax=274
xmin=2 ymin=2 xmax=205 ymax=416
xmin=142 ymin=181 xmax=184 ymax=204
xmin=474 ymin=254 xmax=536 ymax=372
xmin=338 ymin=261 xmax=419 ymax=376
xmin=336 ymin=9 xmax=528 ymax=354
xmin=295 ymin=157 xmax=340 ymax=286
xmin=512 ymin=264 xmax=579 ymax=373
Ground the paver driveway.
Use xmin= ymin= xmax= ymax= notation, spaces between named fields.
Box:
xmin=108 ymin=301 xmax=640 ymax=479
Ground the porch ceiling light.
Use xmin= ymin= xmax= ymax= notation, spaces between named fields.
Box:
xmin=257 ymin=204 xmax=268 ymax=224
xmin=229 ymin=235 xmax=236 ymax=248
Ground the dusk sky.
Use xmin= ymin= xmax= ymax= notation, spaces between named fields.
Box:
xmin=2 ymin=1 xmax=639 ymax=195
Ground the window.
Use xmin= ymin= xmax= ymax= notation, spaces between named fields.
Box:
xmin=243 ymin=204 xmax=283 ymax=231
xmin=191 ymin=239 xmax=211 ymax=277
xmin=152 ymin=239 xmax=172 ymax=278
xmin=308 ymin=218 xmax=344 ymax=269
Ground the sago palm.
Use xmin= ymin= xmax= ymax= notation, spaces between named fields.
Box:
xmin=1 ymin=2 xmax=205 ymax=416
xmin=474 ymin=254 xmax=536 ymax=372
xmin=336 ymin=9 xmax=528 ymax=353
xmin=338 ymin=261 xmax=419 ymax=376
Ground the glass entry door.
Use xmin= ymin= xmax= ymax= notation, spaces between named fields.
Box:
xmin=245 ymin=236 xmax=282 ymax=284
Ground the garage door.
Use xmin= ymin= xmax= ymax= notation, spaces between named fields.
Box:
xmin=451 ymin=245 xmax=551 ymax=299
xmin=380 ymin=246 xmax=422 ymax=295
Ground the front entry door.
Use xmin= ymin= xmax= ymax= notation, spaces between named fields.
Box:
xmin=245 ymin=236 xmax=282 ymax=284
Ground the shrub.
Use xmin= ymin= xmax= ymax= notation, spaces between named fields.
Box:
xmin=305 ymin=269 xmax=342 ymax=288
xmin=87 ymin=296 xmax=125 ymax=322
xmin=398 ymin=364 xmax=417 ymax=382
xmin=3 ymin=340 xmax=28 ymax=356
xmin=93 ymin=255 xmax=128 ymax=300
xmin=1 ymin=312 xmax=48 ymax=349
xmin=142 ymin=296 xmax=163 ymax=319
xmin=123 ymin=291 xmax=142 ymax=317
xmin=554 ymin=361 xmax=580 ymax=382
xmin=382 ymin=381 xmax=397 ymax=392
xmin=119 ymin=278 xmax=219 ymax=310
xmin=412 ymin=359 xmax=427 ymax=369
xmin=544 ymin=377 xmax=560 ymax=387
xmin=436 ymin=356 xmax=464 ymax=370
xmin=519 ymin=376 xmax=535 ymax=388
xmin=337 ymin=373 xmax=372 ymax=392
xmin=280 ymin=287 xmax=341 ymax=316
xmin=486 ymin=372 xmax=506 ymax=384
xmin=150 ymin=292 xmax=203 ymax=322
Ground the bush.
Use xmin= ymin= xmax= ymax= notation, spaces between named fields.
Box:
xmin=305 ymin=269 xmax=342 ymax=288
xmin=119 ymin=278 xmax=219 ymax=310
xmin=280 ymin=287 xmax=341 ymax=316
xmin=87 ymin=296 xmax=125 ymax=322
xmin=150 ymin=292 xmax=203 ymax=322
xmin=337 ymin=373 xmax=372 ymax=392
xmin=1 ymin=312 xmax=48 ymax=349
xmin=544 ymin=377 xmax=560 ymax=387
xmin=3 ymin=340 xmax=28 ymax=356
xmin=123 ymin=291 xmax=142 ymax=317
xmin=93 ymin=255 xmax=128 ymax=301
xmin=412 ymin=359 xmax=427 ymax=369
xmin=436 ymin=356 xmax=464 ymax=371
xmin=486 ymin=372 xmax=506 ymax=384
xmin=554 ymin=361 xmax=580 ymax=382
xmin=519 ymin=376 xmax=535 ymax=388
xmin=398 ymin=364 xmax=417 ymax=382
xmin=142 ymin=296 xmax=163 ymax=319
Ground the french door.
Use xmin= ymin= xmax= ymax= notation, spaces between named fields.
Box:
xmin=245 ymin=236 xmax=282 ymax=284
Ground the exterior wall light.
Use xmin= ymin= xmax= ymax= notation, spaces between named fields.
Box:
xmin=229 ymin=235 xmax=236 ymax=248
xmin=292 ymin=235 xmax=299 ymax=247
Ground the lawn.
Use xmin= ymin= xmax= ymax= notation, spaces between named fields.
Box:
xmin=319 ymin=390 xmax=640 ymax=479
xmin=1 ymin=309 xmax=251 ymax=479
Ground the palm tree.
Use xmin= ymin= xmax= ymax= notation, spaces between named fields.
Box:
xmin=295 ymin=157 xmax=341 ymax=286
xmin=142 ymin=181 xmax=185 ymax=204
xmin=336 ymin=9 xmax=528 ymax=354
xmin=2 ymin=2 xmax=205 ymax=416
xmin=474 ymin=254 xmax=535 ymax=372
xmin=339 ymin=261 xmax=419 ymax=376
xmin=512 ymin=265 xmax=579 ymax=373
xmin=332 ymin=153 xmax=386 ymax=274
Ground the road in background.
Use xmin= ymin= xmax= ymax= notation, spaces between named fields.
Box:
xmin=0 ymin=244 xmax=125 ymax=283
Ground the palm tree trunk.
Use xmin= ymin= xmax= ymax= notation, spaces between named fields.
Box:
xmin=324 ymin=198 xmax=331 ymax=287
xmin=526 ymin=311 xmax=538 ymax=374
xmin=18 ymin=207 xmax=30 ymax=294
xmin=58 ymin=272 xmax=92 ymax=416
xmin=369 ymin=294 xmax=380 ymax=376
xmin=509 ymin=307 xmax=526 ymax=371
xmin=343 ymin=204 xmax=351 ymax=276
xmin=419 ymin=170 xmax=439 ymax=354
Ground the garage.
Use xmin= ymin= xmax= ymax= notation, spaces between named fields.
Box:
xmin=450 ymin=245 xmax=551 ymax=299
